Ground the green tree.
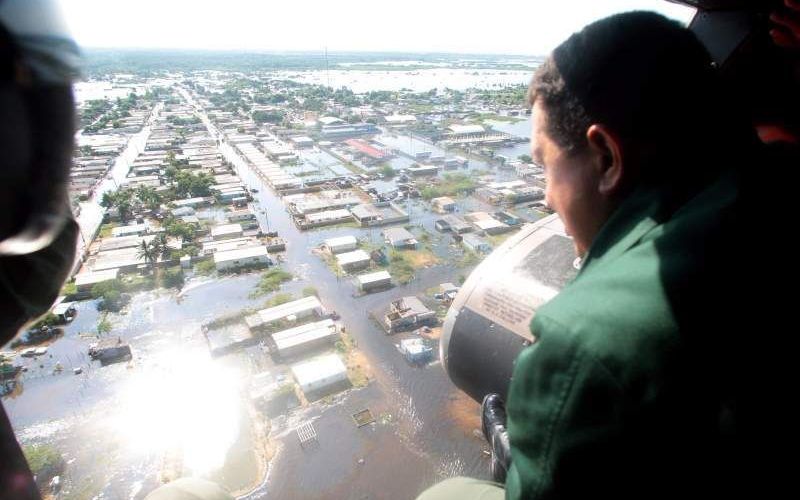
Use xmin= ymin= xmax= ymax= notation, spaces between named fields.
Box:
xmin=137 ymin=239 xmax=157 ymax=267
xmin=174 ymin=171 xmax=213 ymax=198
xmin=252 ymin=110 xmax=284 ymax=124
xmin=100 ymin=188 xmax=135 ymax=222
xmin=97 ymin=314 xmax=112 ymax=335
xmin=164 ymin=217 xmax=195 ymax=242
xmin=152 ymin=233 xmax=171 ymax=261
xmin=379 ymin=164 xmax=396 ymax=178
xmin=135 ymin=185 xmax=161 ymax=210
xmin=163 ymin=165 xmax=179 ymax=187
xmin=518 ymin=154 xmax=532 ymax=163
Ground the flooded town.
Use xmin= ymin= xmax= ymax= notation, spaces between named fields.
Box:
xmin=2 ymin=52 xmax=553 ymax=500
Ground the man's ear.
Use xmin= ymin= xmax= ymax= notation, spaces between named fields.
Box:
xmin=586 ymin=124 xmax=623 ymax=196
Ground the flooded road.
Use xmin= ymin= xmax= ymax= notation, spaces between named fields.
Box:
xmin=212 ymin=122 xmax=494 ymax=496
xmin=1 ymin=87 xmax=531 ymax=500
xmin=74 ymin=102 xmax=163 ymax=262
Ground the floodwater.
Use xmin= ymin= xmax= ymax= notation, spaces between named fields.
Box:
xmin=274 ymin=68 xmax=531 ymax=93
xmin=4 ymin=275 xmax=268 ymax=498
xmin=2 ymin=87 xmax=541 ymax=499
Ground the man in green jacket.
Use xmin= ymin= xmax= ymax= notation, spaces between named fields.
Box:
xmin=421 ymin=11 xmax=758 ymax=500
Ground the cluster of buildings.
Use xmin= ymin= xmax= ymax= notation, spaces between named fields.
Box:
xmin=71 ymin=102 xmax=153 ymax=211
xmin=205 ymin=295 xmax=352 ymax=402
xmin=74 ymin=92 xmax=285 ymax=291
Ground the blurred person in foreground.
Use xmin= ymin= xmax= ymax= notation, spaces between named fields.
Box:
xmin=419 ymin=10 xmax=773 ymax=500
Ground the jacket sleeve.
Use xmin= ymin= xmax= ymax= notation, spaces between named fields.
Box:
xmin=504 ymin=314 xmax=626 ymax=500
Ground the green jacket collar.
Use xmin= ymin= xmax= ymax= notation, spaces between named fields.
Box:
xmin=576 ymin=185 xmax=665 ymax=277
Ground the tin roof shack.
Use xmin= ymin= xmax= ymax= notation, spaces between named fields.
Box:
xmin=213 ymin=246 xmax=270 ymax=272
xmin=357 ymin=270 xmax=392 ymax=292
xmin=290 ymin=136 xmax=314 ymax=149
xmin=465 ymin=212 xmax=512 ymax=235
xmin=435 ymin=214 xmax=473 ymax=234
xmin=246 ymin=296 xmax=325 ymax=336
xmin=385 ymin=296 xmax=436 ymax=333
xmin=271 ymin=319 xmax=339 ymax=359
xmin=462 ymin=234 xmax=492 ymax=254
xmin=437 ymin=282 xmax=460 ymax=304
xmin=285 ymin=190 xmax=362 ymax=216
xmin=431 ymin=196 xmax=457 ymax=214
xmin=323 ymin=235 xmax=358 ymax=254
xmin=226 ymin=209 xmax=257 ymax=224
xmin=383 ymin=114 xmax=417 ymax=127
xmin=211 ymin=223 xmax=244 ymax=241
xmin=202 ymin=237 xmax=261 ymax=255
xmin=383 ymin=227 xmax=418 ymax=250
xmin=493 ymin=211 xmax=522 ymax=226
xmin=399 ymin=338 xmax=434 ymax=365
xmin=265 ymin=237 xmax=287 ymax=253
xmin=89 ymin=338 xmax=132 ymax=366
xmin=74 ymin=268 xmax=119 ymax=292
xmin=51 ymin=301 xmax=77 ymax=323
xmin=172 ymin=197 xmax=214 ymax=209
xmin=336 ymin=249 xmax=371 ymax=273
xmin=408 ymin=164 xmax=439 ymax=177
xmin=291 ymin=354 xmax=350 ymax=401
xmin=299 ymin=209 xmax=354 ymax=229
xmin=351 ymin=203 xmax=409 ymax=227
xmin=111 ymin=222 xmax=150 ymax=238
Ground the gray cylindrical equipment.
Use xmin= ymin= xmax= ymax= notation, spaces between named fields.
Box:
xmin=440 ymin=214 xmax=579 ymax=403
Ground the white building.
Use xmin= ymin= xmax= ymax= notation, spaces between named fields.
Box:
xmin=336 ymin=249 xmax=371 ymax=273
xmin=74 ymin=269 xmax=119 ymax=292
xmin=272 ymin=319 xmax=339 ymax=358
xmin=246 ymin=296 xmax=325 ymax=333
xmin=357 ymin=270 xmax=392 ymax=291
xmin=111 ymin=222 xmax=149 ymax=238
xmin=213 ymin=246 xmax=269 ymax=271
xmin=211 ymin=223 xmax=244 ymax=241
xmin=462 ymin=234 xmax=492 ymax=254
xmin=291 ymin=354 xmax=349 ymax=396
xmin=384 ymin=114 xmax=417 ymax=126
xmin=431 ymin=196 xmax=457 ymax=214
xmin=383 ymin=227 xmax=418 ymax=249
xmin=448 ymin=124 xmax=486 ymax=135
xmin=323 ymin=235 xmax=358 ymax=254
xmin=290 ymin=136 xmax=314 ymax=148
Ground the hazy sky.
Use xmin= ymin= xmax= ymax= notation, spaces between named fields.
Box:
xmin=57 ymin=0 xmax=695 ymax=55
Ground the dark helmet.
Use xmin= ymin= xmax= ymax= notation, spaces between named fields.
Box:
xmin=0 ymin=0 xmax=82 ymax=342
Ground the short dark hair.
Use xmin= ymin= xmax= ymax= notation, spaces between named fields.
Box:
xmin=528 ymin=12 xmax=722 ymax=158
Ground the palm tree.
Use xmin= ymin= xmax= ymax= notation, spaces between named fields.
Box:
xmin=153 ymin=233 xmax=170 ymax=261
xmin=135 ymin=185 xmax=161 ymax=211
xmin=136 ymin=240 xmax=157 ymax=269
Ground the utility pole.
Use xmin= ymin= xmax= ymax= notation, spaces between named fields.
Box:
xmin=325 ymin=46 xmax=331 ymax=89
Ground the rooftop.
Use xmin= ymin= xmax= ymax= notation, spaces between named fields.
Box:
xmin=291 ymin=354 xmax=347 ymax=387
xmin=213 ymin=245 xmax=268 ymax=263
xmin=383 ymin=227 xmax=416 ymax=243
xmin=448 ymin=124 xmax=485 ymax=135
xmin=255 ymin=296 xmax=323 ymax=326
xmin=210 ymin=223 xmax=243 ymax=237
xmin=324 ymin=235 xmax=358 ymax=248
xmin=336 ymin=249 xmax=371 ymax=266
xmin=273 ymin=319 xmax=337 ymax=352
xmin=357 ymin=270 xmax=392 ymax=284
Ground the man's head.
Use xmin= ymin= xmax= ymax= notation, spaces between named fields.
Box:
xmin=528 ymin=11 xmax=733 ymax=256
